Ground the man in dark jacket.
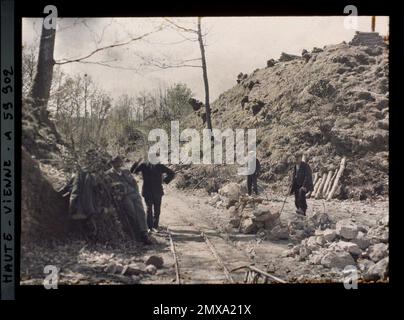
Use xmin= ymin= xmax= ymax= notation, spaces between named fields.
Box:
xmin=106 ymin=156 xmax=152 ymax=244
xmin=131 ymin=159 xmax=175 ymax=231
xmin=247 ymin=152 xmax=261 ymax=196
xmin=290 ymin=152 xmax=314 ymax=215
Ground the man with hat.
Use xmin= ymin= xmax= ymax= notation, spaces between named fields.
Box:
xmin=106 ymin=155 xmax=152 ymax=244
xmin=130 ymin=154 xmax=175 ymax=232
xmin=289 ymin=152 xmax=314 ymax=216
xmin=246 ymin=151 xmax=261 ymax=196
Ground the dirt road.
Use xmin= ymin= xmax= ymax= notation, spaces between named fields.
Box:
xmin=20 ymin=183 xmax=388 ymax=285
xmin=141 ymin=183 xmax=388 ymax=284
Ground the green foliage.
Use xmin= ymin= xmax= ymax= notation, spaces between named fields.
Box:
xmin=166 ymin=83 xmax=193 ymax=120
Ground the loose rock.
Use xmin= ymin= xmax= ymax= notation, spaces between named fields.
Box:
xmin=145 ymin=255 xmax=164 ymax=269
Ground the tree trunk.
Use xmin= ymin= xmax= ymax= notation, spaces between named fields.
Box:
xmin=197 ymin=17 xmax=212 ymax=131
xmin=30 ymin=21 xmax=56 ymax=121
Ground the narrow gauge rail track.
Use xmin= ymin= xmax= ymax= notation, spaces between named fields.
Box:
xmin=165 ymin=223 xmax=285 ymax=284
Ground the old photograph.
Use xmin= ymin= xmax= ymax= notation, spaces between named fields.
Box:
xmin=20 ymin=16 xmax=389 ymax=285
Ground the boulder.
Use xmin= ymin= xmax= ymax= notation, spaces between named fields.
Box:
xmin=268 ymin=224 xmax=289 ymax=240
xmin=288 ymin=230 xmax=307 ymax=243
xmin=220 ymin=196 xmax=235 ymax=209
xmin=306 ymin=236 xmax=320 ymax=251
xmin=368 ymin=243 xmax=388 ymax=262
xmin=299 ymin=246 xmax=311 ymax=261
xmin=266 ymin=59 xmax=276 ymax=67
xmin=145 ymin=255 xmax=164 ymax=269
xmin=357 ymin=259 xmax=375 ymax=273
xmin=320 ymin=250 xmax=355 ymax=269
xmin=240 ymin=217 xmax=257 ymax=234
xmin=302 ymin=52 xmax=311 ymax=63
xmin=323 ymin=229 xmax=337 ymax=242
xmin=291 ymin=244 xmax=301 ymax=255
xmin=367 ymin=225 xmax=388 ymax=244
xmin=363 ymin=257 xmax=388 ymax=281
xmin=104 ymin=263 xmax=124 ymax=274
xmin=145 ymin=264 xmax=157 ymax=275
xmin=252 ymin=204 xmax=271 ymax=221
xmin=281 ymin=249 xmax=293 ymax=257
xmin=310 ymin=212 xmax=332 ymax=230
xmin=253 ymin=205 xmax=280 ymax=226
xmin=312 ymin=47 xmax=324 ymax=53
xmin=227 ymin=206 xmax=237 ymax=215
xmin=218 ymin=183 xmax=241 ymax=201
xmin=333 ymin=240 xmax=362 ymax=257
xmin=121 ymin=263 xmax=144 ymax=276
xmin=315 ymin=235 xmax=326 ymax=246
xmin=208 ymin=194 xmax=220 ymax=206
xmin=279 ymin=52 xmax=300 ymax=62
xmin=336 ymin=219 xmax=359 ymax=240
xmin=308 ymin=250 xmax=326 ymax=265
xmin=352 ymin=231 xmax=371 ymax=250
xmin=229 ymin=216 xmax=241 ymax=228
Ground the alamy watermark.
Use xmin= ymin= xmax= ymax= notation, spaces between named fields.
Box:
xmin=343 ymin=5 xmax=358 ymax=30
xmin=343 ymin=265 xmax=358 ymax=289
xmin=43 ymin=265 xmax=59 ymax=289
xmin=147 ymin=121 xmax=257 ymax=175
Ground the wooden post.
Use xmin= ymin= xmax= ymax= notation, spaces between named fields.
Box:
xmin=315 ymin=174 xmax=327 ymax=199
xmin=312 ymin=172 xmax=319 ymax=186
xmin=321 ymin=171 xmax=333 ymax=199
xmin=327 ymin=157 xmax=346 ymax=201
xmin=307 ymin=172 xmax=318 ymax=198
xmin=325 ymin=169 xmax=338 ymax=197
xmin=313 ymin=177 xmax=322 ymax=197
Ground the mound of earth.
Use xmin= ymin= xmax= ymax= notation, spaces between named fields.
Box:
xmin=183 ymin=32 xmax=388 ymax=200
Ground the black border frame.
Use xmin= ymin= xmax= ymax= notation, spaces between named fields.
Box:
xmin=1 ymin=0 xmax=400 ymax=312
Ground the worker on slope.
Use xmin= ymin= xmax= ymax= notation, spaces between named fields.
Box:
xmin=289 ymin=152 xmax=314 ymax=216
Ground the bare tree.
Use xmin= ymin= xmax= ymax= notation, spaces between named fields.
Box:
xmin=197 ymin=17 xmax=212 ymax=131
xmin=30 ymin=22 xmax=56 ymax=121
xmin=29 ymin=18 xmax=163 ymax=121
xmin=143 ymin=17 xmax=213 ymax=130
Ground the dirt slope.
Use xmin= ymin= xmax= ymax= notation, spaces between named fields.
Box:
xmin=184 ymin=33 xmax=389 ymax=199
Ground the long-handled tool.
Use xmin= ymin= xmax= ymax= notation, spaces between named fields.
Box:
xmin=279 ymin=194 xmax=288 ymax=216
xmin=279 ymin=172 xmax=293 ymax=216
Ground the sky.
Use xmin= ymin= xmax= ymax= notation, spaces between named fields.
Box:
xmin=22 ymin=16 xmax=389 ymax=102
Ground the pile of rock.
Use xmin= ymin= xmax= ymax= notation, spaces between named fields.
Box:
xmin=287 ymin=211 xmax=333 ymax=243
xmin=210 ymin=182 xmax=332 ymax=241
xmin=279 ymin=52 xmax=300 ymax=62
xmin=209 ymin=183 xmax=282 ymax=235
xmin=350 ymin=31 xmax=386 ymax=47
xmin=284 ymin=216 xmax=388 ymax=281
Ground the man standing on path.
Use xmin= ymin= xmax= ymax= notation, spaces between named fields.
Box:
xmin=131 ymin=157 xmax=175 ymax=232
xmin=289 ymin=152 xmax=314 ymax=216
xmin=246 ymin=151 xmax=261 ymax=196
